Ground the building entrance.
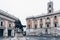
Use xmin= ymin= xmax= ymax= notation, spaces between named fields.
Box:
xmin=8 ymin=30 xmax=11 ymax=36
xmin=0 ymin=29 xmax=3 ymax=37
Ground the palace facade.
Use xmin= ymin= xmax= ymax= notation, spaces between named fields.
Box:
xmin=26 ymin=1 xmax=60 ymax=36
xmin=0 ymin=9 xmax=18 ymax=37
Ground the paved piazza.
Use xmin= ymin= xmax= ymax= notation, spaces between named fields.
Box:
xmin=0 ymin=36 xmax=60 ymax=40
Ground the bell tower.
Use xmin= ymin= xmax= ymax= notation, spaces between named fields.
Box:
xmin=47 ymin=0 xmax=53 ymax=14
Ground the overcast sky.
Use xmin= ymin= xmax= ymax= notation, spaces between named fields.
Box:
xmin=0 ymin=0 xmax=60 ymax=25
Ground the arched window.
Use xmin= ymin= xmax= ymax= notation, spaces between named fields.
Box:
xmin=9 ymin=24 xmax=11 ymax=27
xmin=49 ymin=5 xmax=51 ymax=7
xmin=35 ymin=25 xmax=37 ymax=29
xmin=40 ymin=18 xmax=42 ymax=22
xmin=49 ymin=10 xmax=51 ymax=13
xmin=54 ymin=16 xmax=57 ymax=19
xmin=1 ymin=21 xmax=3 ymax=26
xmin=47 ymin=17 xmax=49 ymax=19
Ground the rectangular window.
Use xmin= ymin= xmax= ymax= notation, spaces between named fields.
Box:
xmin=45 ymin=29 xmax=47 ymax=33
xmin=0 ymin=29 xmax=3 ymax=37
xmin=40 ymin=24 xmax=42 ymax=28
xmin=55 ymin=23 xmax=57 ymax=27
xmin=8 ymin=30 xmax=11 ymax=37
xmin=47 ymin=24 xmax=49 ymax=27
xmin=28 ymin=25 xmax=30 ymax=29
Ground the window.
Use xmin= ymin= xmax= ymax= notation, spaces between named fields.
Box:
xmin=47 ymin=17 xmax=49 ymax=19
xmin=54 ymin=16 xmax=57 ymax=19
xmin=40 ymin=24 xmax=42 ymax=28
xmin=28 ymin=25 xmax=30 ymax=29
xmin=46 ymin=17 xmax=50 ymax=25
xmin=47 ymin=24 xmax=49 ymax=27
xmin=9 ymin=24 xmax=11 ymax=27
xmin=35 ymin=25 xmax=37 ymax=29
xmin=40 ymin=18 xmax=42 ymax=22
xmin=45 ymin=29 xmax=47 ymax=32
xmin=49 ymin=10 xmax=51 ymax=13
xmin=54 ymin=23 xmax=57 ymax=27
xmin=49 ymin=5 xmax=51 ymax=7
xmin=0 ymin=29 xmax=3 ymax=37
xmin=8 ymin=30 xmax=11 ymax=36
xmin=35 ymin=20 xmax=37 ymax=21
xmin=1 ymin=21 xmax=3 ymax=26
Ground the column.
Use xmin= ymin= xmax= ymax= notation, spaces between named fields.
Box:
xmin=26 ymin=20 xmax=29 ymax=35
xmin=31 ymin=19 xmax=35 ymax=35
xmin=26 ymin=20 xmax=28 ymax=29
xmin=3 ymin=21 xmax=8 ymax=37
xmin=50 ymin=16 xmax=54 ymax=27
xmin=32 ymin=19 xmax=34 ymax=28
xmin=38 ymin=19 xmax=40 ymax=28
xmin=11 ymin=29 xmax=14 ymax=36
xmin=3 ymin=28 xmax=8 ymax=37
xmin=58 ymin=16 xmax=60 ymax=27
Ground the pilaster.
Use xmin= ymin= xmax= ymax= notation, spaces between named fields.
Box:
xmin=11 ymin=29 xmax=14 ymax=36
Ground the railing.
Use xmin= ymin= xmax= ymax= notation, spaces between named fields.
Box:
xmin=26 ymin=28 xmax=45 ymax=35
xmin=7 ymin=27 xmax=15 ymax=30
xmin=26 ymin=27 xmax=60 ymax=36
xmin=15 ymin=28 xmax=22 ymax=33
